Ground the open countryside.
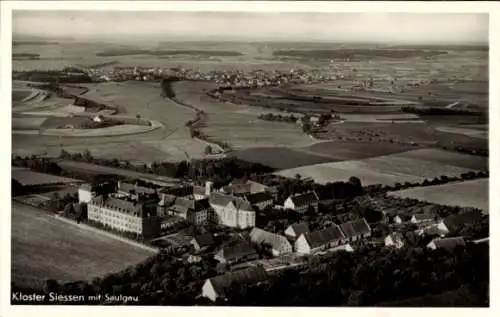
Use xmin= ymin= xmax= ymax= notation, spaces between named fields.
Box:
xmin=10 ymin=11 xmax=489 ymax=307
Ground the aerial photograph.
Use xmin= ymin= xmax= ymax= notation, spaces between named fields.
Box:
xmin=9 ymin=9 xmax=489 ymax=307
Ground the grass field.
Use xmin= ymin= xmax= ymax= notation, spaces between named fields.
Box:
xmin=275 ymin=148 xmax=486 ymax=186
xmin=171 ymin=81 xmax=318 ymax=149
xmin=12 ymin=81 xmax=208 ymax=163
xmin=12 ymin=117 xmax=47 ymax=130
xmin=11 ymin=202 xmax=155 ymax=288
xmin=388 ymin=178 xmax=488 ymax=213
xmin=12 ymin=169 xmax=83 ymax=186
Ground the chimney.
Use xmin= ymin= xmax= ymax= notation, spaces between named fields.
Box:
xmin=205 ymin=181 xmax=214 ymax=196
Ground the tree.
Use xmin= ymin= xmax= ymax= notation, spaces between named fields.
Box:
xmin=204 ymin=145 xmax=212 ymax=155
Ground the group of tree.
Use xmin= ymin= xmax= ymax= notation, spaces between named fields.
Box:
xmin=222 ymin=243 xmax=488 ymax=306
xmin=258 ymin=113 xmax=298 ymax=123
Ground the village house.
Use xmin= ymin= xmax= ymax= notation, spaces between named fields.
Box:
xmin=249 ymin=228 xmax=293 ymax=256
xmin=385 ymin=232 xmax=406 ymax=249
xmin=284 ymin=191 xmax=319 ymax=214
xmin=340 ymin=218 xmax=372 ymax=242
xmin=87 ymin=195 xmax=160 ymax=238
xmin=165 ymin=197 xmax=211 ymax=226
xmin=393 ymin=215 xmax=403 ymax=224
xmin=244 ymin=192 xmax=274 ymax=211
xmin=78 ymin=183 xmax=96 ymax=203
xmin=436 ymin=210 xmax=483 ymax=235
xmin=294 ymin=225 xmax=346 ymax=254
xmin=214 ymin=239 xmax=259 ymax=265
xmin=190 ymin=233 xmax=215 ymax=252
xmin=201 ymin=266 xmax=268 ymax=302
xmin=427 ymin=236 xmax=466 ymax=251
xmin=284 ymin=222 xmax=310 ymax=241
xmin=209 ymin=192 xmax=256 ymax=229
xmin=410 ymin=213 xmax=436 ymax=225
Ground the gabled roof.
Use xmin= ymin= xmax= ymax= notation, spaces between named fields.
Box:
xmin=245 ymin=192 xmax=274 ymax=205
xmin=230 ymin=198 xmax=254 ymax=212
xmin=192 ymin=233 xmax=214 ymax=248
xmin=340 ymin=218 xmax=371 ymax=238
xmin=216 ymin=240 xmax=258 ymax=262
xmin=208 ymin=266 xmax=268 ymax=299
xmin=430 ymin=237 xmax=466 ymax=250
xmin=79 ymin=183 xmax=95 ymax=191
xmin=304 ymin=225 xmax=345 ymax=249
xmin=174 ymin=197 xmax=210 ymax=211
xmin=286 ymin=222 xmax=310 ymax=237
xmin=288 ymin=191 xmax=319 ymax=207
xmin=443 ymin=210 xmax=483 ymax=232
xmin=250 ymin=228 xmax=291 ymax=251
xmin=90 ymin=195 xmax=145 ymax=216
xmin=209 ymin=192 xmax=235 ymax=207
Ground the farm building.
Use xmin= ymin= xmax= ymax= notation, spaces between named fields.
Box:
xmin=294 ymin=225 xmax=346 ymax=254
xmin=209 ymin=192 xmax=256 ymax=229
xmin=284 ymin=222 xmax=310 ymax=241
xmin=249 ymin=228 xmax=293 ymax=256
xmin=427 ymin=237 xmax=466 ymax=251
xmin=385 ymin=232 xmax=406 ymax=249
xmin=410 ymin=213 xmax=436 ymax=225
xmin=414 ymin=224 xmax=449 ymax=238
xmin=244 ymin=192 xmax=274 ymax=211
xmin=340 ymin=218 xmax=371 ymax=242
xmin=190 ymin=233 xmax=215 ymax=252
xmin=284 ymin=191 xmax=319 ymax=213
xmin=214 ymin=240 xmax=259 ymax=265
xmin=202 ymin=266 xmax=268 ymax=302
xmin=438 ymin=210 xmax=483 ymax=234
xmin=87 ymin=195 xmax=161 ymax=238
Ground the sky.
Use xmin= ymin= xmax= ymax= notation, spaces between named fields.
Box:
xmin=13 ymin=11 xmax=489 ymax=44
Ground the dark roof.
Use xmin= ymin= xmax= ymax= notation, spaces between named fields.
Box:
xmin=289 ymin=191 xmax=319 ymax=207
xmin=192 ymin=233 xmax=214 ymax=248
xmin=250 ymin=228 xmax=291 ymax=252
xmin=340 ymin=218 xmax=371 ymax=238
xmin=287 ymin=222 xmax=310 ymax=237
xmin=210 ymin=193 xmax=254 ymax=212
xmin=304 ymin=225 xmax=345 ymax=249
xmin=443 ymin=210 xmax=483 ymax=232
xmin=174 ymin=197 xmax=210 ymax=211
xmin=209 ymin=192 xmax=235 ymax=207
xmin=245 ymin=192 xmax=273 ymax=205
xmin=209 ymin=266 xmax=268 ymax=299
xmin=119 ymin=182 xmax=156 ymax=195
xmin=431 ymin=237 xmax=466 ymax=250
xmin=162 ymin=185 xmax=194 ymax=197
xmin=413 ymin=213 xmax=435 ymax=221
xmin=223 ymin=183 xmax=252 ymax=195
xmin=216 ymin=240 xmax=258 ymax=262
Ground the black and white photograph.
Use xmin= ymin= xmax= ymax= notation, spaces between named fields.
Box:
xmin=1 ymin=1 xmax=496 ymax=312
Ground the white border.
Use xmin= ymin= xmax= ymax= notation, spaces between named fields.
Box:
xmin=1 ymin=2 xmax=499 ymax=317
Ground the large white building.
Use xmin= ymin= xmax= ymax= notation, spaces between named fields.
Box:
xmin=87 ymin=195 xmax=160 ymax=238
xmin=209 ymin=192 xmax=256 ymax=229
xmin=78 ymin=183 xmax=96 ymax=203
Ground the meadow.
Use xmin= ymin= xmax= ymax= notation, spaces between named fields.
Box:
xmin=11 ymin=202 xmax=155 ymax=288
xmin=171 ymin=81 xmax=318 ymax=150
xmin=388 ymin=178 xmax=489 ymax=213
xmin=275 ymin=148 xmax=487 ymax=186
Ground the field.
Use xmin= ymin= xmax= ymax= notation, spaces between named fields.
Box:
xmin=11 ymin=202 xmax=155 ymax=288
xmin=12 ymin=117 xmax=47 ymax=130
xmin=12 ymin=169 xmax=83 ymax=186
xmin=171 ymin=81 xmax=319 ymax=149
xmin=389 ymin=178 xmax=489 ymax=213
xmin=275 ymin=148 xmax=487 ymax=186
xmin=12 ymin=81 xmax=209 ymax=163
